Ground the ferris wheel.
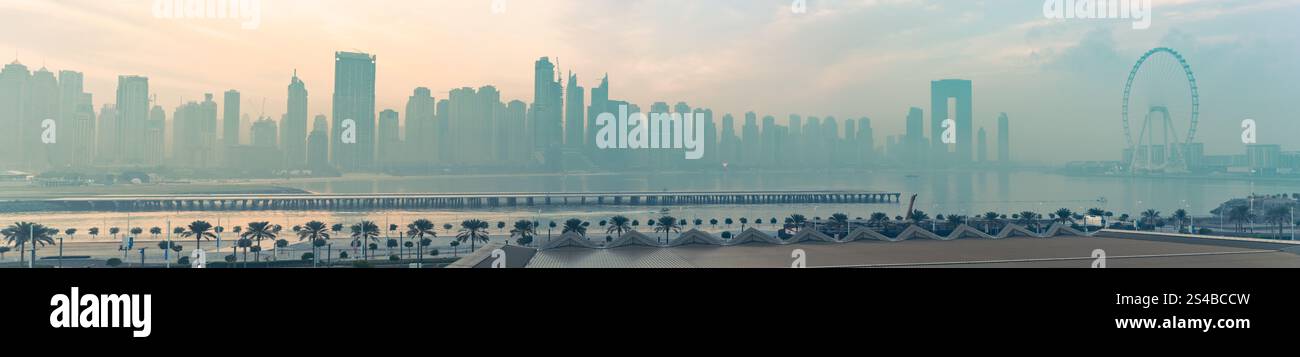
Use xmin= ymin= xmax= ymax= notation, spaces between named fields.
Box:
xmin=1121 ymin=47 xmax=1199 ymax=173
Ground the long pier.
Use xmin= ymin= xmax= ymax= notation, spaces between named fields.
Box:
xmin=26 ymin=190 xmax=902 ymax=212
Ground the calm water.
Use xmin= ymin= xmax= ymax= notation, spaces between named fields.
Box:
xmin=8 ymin=170 xmax=1300 ymax=237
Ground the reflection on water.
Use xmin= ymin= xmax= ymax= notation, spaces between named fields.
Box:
xmin=9 ymin=171 xmax=1300 ymax=233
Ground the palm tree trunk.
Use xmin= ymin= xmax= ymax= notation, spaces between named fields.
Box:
xmin=18 ymin=242 xmax=25 ymax=265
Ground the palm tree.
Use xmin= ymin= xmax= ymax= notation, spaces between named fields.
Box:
xmin=1171 ymin=209 xmax=1190 ymax=233
xmin=739 ymin=217 xmax=749 ymax=230
xmin=1054 ymin=208 xmax=1075 ymax=225
xmin=784 ymin=214 xmax=808 ymax=231
xmin=606 ymin=216 xmax=632 ymax=238
xmin=827 ymin=213 xmax=850 ymax=236
xmin=562 ymin=219 xmax=587 ymax=237
xmin=297 ymin=221 xmax=330 ymax=267
xmin=130 ymin=227 xmax=143 ymax=239
xmin=350 ymin=221 xmax=381 ymax=260
xmin=406 ymin=219 xmax=437 ymax=263
xmin=331 ymin=223 xmax=345 ymax=236
xmin=509 ymin=220 xmax=536 ymax=246
xmin=1265 ymin=206 xmax=1291 ymax=239
xmin=869 ymin=212 xmax=889 ymax=228
xmin=88 ymin=227 xmax=99 ymax=240
xmin=149 ymin=227 xmax=161 ymax=239
xmin=1140 ymin=209 xmax=1162 ymax=230
xmin=910 ymin=210 xmax=931 ymax=224
xmin=456 ymin=219 xmax=491 ymax=251
xmin=2 ymin=222 xmax=58 ymax=266
xmin=241 ymin=222 xmax=281 ymax=262
xmin=109 ymin=227 xmax=121 ymax=240
xmin=64 ymin=228 xmax=77 ymax=241
xmin=1228 ymin=206 xmax=1251 ymax=232
xmin=0 ymin=246 xmax=9 ymax=261
xmin=180 ymin=221 xmax=216 ymax=250
xmin=236 ymin=238 xmax=253 ymax=266
xmin=654 ymin=216 xmax=682 ymax=243
xmin=1017 ymin=211 xmax=1039 ymax=231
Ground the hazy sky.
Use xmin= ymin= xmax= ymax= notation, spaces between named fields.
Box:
xmin=2 ymin=0 xmax=1297 ymax=163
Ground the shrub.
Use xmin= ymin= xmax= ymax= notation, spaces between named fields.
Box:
xmin=177 ymin=256 xmax=190 ymax=266
xmin=224 ymin=254 xmax=237 ymax=263
xmin=106 ymin=258 xmax=123 ymax=267
xmin=389 ymin=255 xmax=400 ymax=261
xmin=1198 ymin=228 xmax=1214 ymax=235
xmin=721 ymin=231 xmax=733 ymax=239
xmin=301 ymin=252 xmax=315 ymax=261
xmin=428 ymin=249 xmax=439 ymax=256
xmin=339 ymin=251 xmax=349 ymax=259
xmin=351 ymin=260 xmax=373 ymax=268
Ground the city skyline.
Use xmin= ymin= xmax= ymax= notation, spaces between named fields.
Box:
xmin=2 ymin=0 xmax=1297 ymax=164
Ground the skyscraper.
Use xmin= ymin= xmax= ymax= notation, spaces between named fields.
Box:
xmin=905 ymin=107 xmax=925 ymax=167
xmin=930 ymin=79 xmax=972 ymax=164
xmin=741 ymin=111 xmax=759 ymax=165
xmin=145 ymin=105 xmax=165 ymax=166
xmin=307 ymin=114 xmax=329 ymax=169
xmin=532 ymin=57 xmax=563 ymax=153
xmin=858 ymin=117 xmax=874 ymax=164
xmin=115 ymin=75 xmax=149 ymax=164
xmin=405 ymin=87 xmax=436 ymax=165
xmin=331 ymin=51 xmax=377 ymax=170
xmin=223 ymin=90 xmax=240 ymax=149
xmin=283 ymin=71 xmax=308 ymax=167
xmin=96 ymin=104 xmax=116 ymax=163
xmin=587 ymin=74 xmax=609 ymax=154
xmin=720 ymin=113 xmax=737 ymax=165
xmin=506 ymin=100 xmax=528 ymax=162
xmin=997 ymin=113 xmax=1010 ymax=164
xmin=27 ymin=67 xmax=58 ymax=169
xmin=251 ymin=116 xmax=278 ymax=147
xmin=57 ymin=70 xmax=91 ymax=167
xmin=977 ymin=127 xmax=987 ymax=163
xmin=0 ymin=60 xmax=28 ymax=167
xmin=564 ymin=72 xmax=584 ymax=148
xmin=377 ymin=109 xmax=399 ymax=167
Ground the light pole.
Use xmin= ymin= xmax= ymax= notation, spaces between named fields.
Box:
xmin=165 ymin=220 xmax=171 ymax=269
xmin=29 ymin=223 xmax=35 ymax=268
xmin=57 ymin=236 xmax=63 ymax=269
